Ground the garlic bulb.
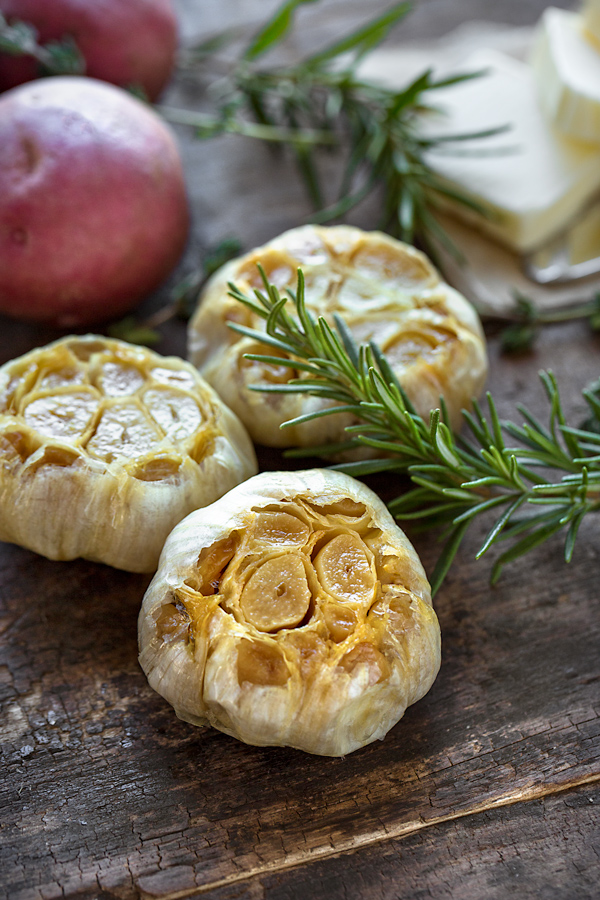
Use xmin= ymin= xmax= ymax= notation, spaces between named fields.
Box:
xmin=138 ymin=469 xmax=440 ymax=756
xmin=0 ymin=335 xmax=257 ymax=571
xmin=188 ymin=224 xmax=488 ymax=449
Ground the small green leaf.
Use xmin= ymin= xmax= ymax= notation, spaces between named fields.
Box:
xmin=41 ymin=35 xmax=85 ymax=76
xmin=475 ymin=495 xmax=526 ymax=558
xmin=304 ymin=2 xmax=411 ymax=67
xmin=0 ymin=15 xmax=38 ymax=56
xmin=227 ymin=322 xmax=293 ymax=354
xmin=491 ymin=517 xmax=565 ymax=584
xmin=333 ymin=314 xmax=360 ymax=370
xmin=107 ymin=317 xmax=161 ymax=347
xmin=429 ymin=520 xmax=471 ymax=597
xmin=280 ymin=404 xmax=360 ymax=429
xmin=500 ymin=323 xmax=537 ymax=353
xmin=244 ymin=0 xmax=319 ymax=60
xmin=203 ymin=237 xmax=243 ymax=277
xmin=333 ymin=458 xmax=406 ymax=476
xmin=389 ymin=68 xmax=432 ymax=117
xmin=564 ymin=510 xmax=585 ymax=562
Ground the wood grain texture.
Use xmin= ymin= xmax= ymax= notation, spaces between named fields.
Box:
xmin=1 ymin=322 xmax=599 ymax=900
xmin=172 ymin=782 xmax=600 ymax=900
xmin=0 ymin=1 xmax=598 ymax=897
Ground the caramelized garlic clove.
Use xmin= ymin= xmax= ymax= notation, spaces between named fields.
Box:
xmin=322 ymin=603 xmax=357 ymax=643
xmin=143 ymin=387 xmax=204 ymax=441
xmin=154 ymin=601 xmax=191 ymax=645
xmin=23 ymin=389 xmax=100 ymax=443
xmin=85 ymin=400 xmax=163 ymax=462
xmin=313 ymin=533 xmax=376 ymax=603
xmin=92 ymin=360 xmax=146 ymax=396
xmin=240 ymin=554 xmax=311 ymax=632
xmin=338 ymin=642 xmax=391 ymax=686
xmin=251 ymin=509 xmax=310 ymax=545
xmin=237 ymin=639 xmax=291 ymax=686
xmin=194 ymin=536 xmax=239 ymax=595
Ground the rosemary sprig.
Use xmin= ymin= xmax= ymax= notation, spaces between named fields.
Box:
xmin=0 ymin=13 xmax=84 ymax=76
xmin=165 ymin=0 xmax=503 ymax=257
xmin=228 ymin=267 xmax=600 ymax=594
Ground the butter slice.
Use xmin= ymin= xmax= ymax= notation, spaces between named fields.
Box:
xmin=583 ymin=0 xmax=600 ymax=45
xmin=531 ymin=7 xmax=600 ymax=143
xmin=420 ymin=49 xmax=600 ymax=252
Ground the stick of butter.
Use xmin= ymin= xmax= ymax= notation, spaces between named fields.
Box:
xmin=531 ymin=7 xmax=600 ymax=144
xmin=420 ymin=49 xmax=600 ymax=253
xmin=583 ymin=0 xmax=600 ymax=45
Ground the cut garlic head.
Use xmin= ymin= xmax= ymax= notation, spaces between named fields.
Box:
xmin=138 ymin=469 xmax=441 ymax=756
xmin=188 ymin=225 xmax=488 ymax=450
xmin=0 ymin=335 xmax=257 ymax=571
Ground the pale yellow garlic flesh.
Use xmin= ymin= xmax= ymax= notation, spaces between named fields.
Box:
xmin=138 ymin=469 xmax=441 ymax=756
xmin=0 ymin=335 xmax=257 ymax=571
xmin=188 ymin=225 xmax=488 ymax=450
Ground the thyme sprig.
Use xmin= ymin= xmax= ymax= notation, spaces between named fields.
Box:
xmin=164 ymin=0 xmax=504 ymax=256
xmin=228 ymin=267 xmax=600 ymax=594
xmin=0 ymin=13 xmax=84 ymax=76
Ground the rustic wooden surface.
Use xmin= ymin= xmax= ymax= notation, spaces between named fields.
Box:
xmin=1 ymin=1 xmax=598 ymax=899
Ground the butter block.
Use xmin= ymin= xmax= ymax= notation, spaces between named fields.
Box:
xmin=583 ymin=0 xmax=600 ymax=45
xmin=531 ymin=7 xmax=600 ymax=143
xmin=419 ymin=49 xmax=600 ymax=253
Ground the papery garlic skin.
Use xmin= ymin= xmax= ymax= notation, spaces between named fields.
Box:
xmin=188 ymin=225 xmax=487 ymax=449
xmin=0 ymin=335 xmax=257 ymax=571
xmin=138 ymin=469 xmax=441 ymax=756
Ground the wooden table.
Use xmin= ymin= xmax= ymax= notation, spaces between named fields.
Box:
xmin=1 ymin=2 xmax=598 ymax=898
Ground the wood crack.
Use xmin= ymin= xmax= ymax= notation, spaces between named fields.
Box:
xmin=136 ymin=771 xmax=600 ymax=900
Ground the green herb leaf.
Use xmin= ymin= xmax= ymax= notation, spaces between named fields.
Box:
xmin=244 ymin=0 xmax=320 ymax=61
xmin=41 ymin=35 xmax=85 ymax=75
xmin=107 ymin=317 xmax=161 ymax=347
xmin=304 ymin=1 xmax=411 ymax=67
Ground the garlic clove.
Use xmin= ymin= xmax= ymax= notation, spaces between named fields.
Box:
xmin=239 ymin=554 xmax=312 ymax=632
xmin=312 ymin=533 xmax=376 ymax=604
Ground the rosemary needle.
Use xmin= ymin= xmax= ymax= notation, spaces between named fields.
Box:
xmin=228 ymin=267 xmax=600 ymax=594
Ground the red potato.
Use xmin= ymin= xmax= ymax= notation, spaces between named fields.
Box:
xmin=0 ymin=0 xmax=178 ymax=101
xmin=0 ymin=76 xmax=189 ymax=326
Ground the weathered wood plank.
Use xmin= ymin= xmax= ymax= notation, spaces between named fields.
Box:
xmin=1 ymin=340 xmax=599 ymax=899
xmin=171 ymin=781 xmax=600 ymax=900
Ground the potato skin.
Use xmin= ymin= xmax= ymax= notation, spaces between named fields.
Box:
xmin=0 ymin=0 xmax=178 ymax=101
xmin=0 ymin=76 xmax=189 ymax=326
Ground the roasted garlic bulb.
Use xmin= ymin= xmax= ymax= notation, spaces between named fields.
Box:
xmin=138 ymin=469 xmax=440 ymax=756
xmin=188 ymin=224 xmax=488 ymax=449
xmin=0 ymin=335 xmax=257 ymax=571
